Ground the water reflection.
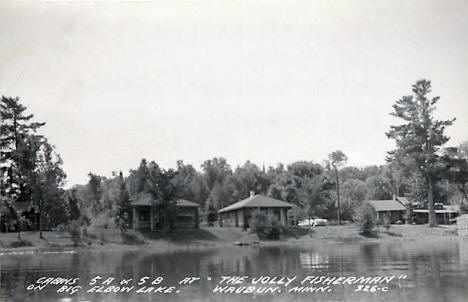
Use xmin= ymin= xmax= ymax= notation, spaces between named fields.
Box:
xmin=1 ymin=239 xmax=467 ymax=302
xmin=298 ymin=251 xmax=329 ymax=269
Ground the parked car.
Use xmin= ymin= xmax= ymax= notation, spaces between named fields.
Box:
xmin=298 ymin=218 xmax=315 ymax=227
xmin=313 ymin=218 xmax=328 ymax=226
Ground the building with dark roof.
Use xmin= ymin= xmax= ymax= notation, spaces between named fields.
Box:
xmin=368 ymin=197 xmax=407 ymax=224
xmin=368 ymin=196 xmax=461 ymax=225
xmin=396 ymin=196 xmax=411 ymax=206
xmin=218 ymin=192 xmax=293 ymax=228
xmin=132 ymin=194 xmax=200 ymax=231
xmin=412 ymin=205 xmax=460 ymax=225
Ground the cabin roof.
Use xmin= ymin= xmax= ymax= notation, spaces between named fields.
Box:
xmin=132 ymin=194 xmax=200 ymax=207
xmin=368 ymin=199 xmax=406 ymax=212
xmin=218 ymin=194 xmax=293 ymax=213
xmin=413 ymin=205 xmax=460 ymax=214
xmin=175 ymin=199 xmax=201 ymax=208
xmin=396 ymin=196 xmax=411 ymax=205
xmin=132 ymin=194 xmax=153 ymax=206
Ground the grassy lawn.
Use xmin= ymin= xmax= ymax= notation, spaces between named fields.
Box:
xmin=0 ymin=223 xmax=459 ymax=252
xmin=0 ymin=231 xmax=72 ymax=249
xmin=295 ymin=223 xmax=458 ymax=242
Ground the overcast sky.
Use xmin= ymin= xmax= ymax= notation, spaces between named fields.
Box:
xmin=1 ymin=0 xmax=467 ymax=187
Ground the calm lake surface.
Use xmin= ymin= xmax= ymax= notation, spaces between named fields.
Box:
xmin=1 ymin=239 xmax=468 ymax=302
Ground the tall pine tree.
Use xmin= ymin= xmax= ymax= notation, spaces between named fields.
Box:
xmin=387 ymin=80 xmax=455 ymax=227
xmin=116 ymin=171 xmax=131 ymax=232
xmin=1 ymin=96 xmax=45 ymax=203
xmin=1 ymin=96 xmax=45 ymax=237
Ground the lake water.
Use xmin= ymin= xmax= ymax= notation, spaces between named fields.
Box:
xmin=1 ymin=239 xmax=468 ymax=302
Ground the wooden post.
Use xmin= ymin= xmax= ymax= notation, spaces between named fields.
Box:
xmin=243 ymin=209 xmax=247 ymax=229
xmin=280 ymin=208 xmax=286 ymax=226
xmin=428 ymin=177 xmax=437 ymax=227
xmin=150 ymin=207 xmax=154 ymax=231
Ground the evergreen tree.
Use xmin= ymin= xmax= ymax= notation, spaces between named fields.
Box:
xmin=87 ymin=173 xmax=103 ymax=215
xmin=1 ymin=96 xmax=46 ymax=238
xmin=116 ymin=171 xmax=132 ymax=232
xmin=67 ymin=188 xmax=81 ymax=221
xmin=0 ymin=96 xmax=45 ymax=203
xmin=387 ymin=80 xmax=455 ymax=227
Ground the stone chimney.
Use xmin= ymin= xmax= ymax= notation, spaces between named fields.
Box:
xmin=250 ymin=191 xmax=255 ymax=198
xmin=392 ymin=194 xmax=396 ymax=200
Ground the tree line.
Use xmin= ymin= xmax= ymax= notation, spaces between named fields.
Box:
xmin=0 ymin=97 xmax=66 ymax=238
xmin=1 ymin=79 xmax=467 ymax=238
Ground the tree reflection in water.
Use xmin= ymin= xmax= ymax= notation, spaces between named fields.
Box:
xmin=0 ymin=240 xmax=467 ymax=302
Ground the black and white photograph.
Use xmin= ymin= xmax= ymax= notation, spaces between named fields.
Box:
xmin=1 ymin=1 xmax=468 ymax=301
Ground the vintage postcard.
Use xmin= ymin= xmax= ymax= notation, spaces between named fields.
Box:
xmin=1 ymin=1 xmax=467 ymax=302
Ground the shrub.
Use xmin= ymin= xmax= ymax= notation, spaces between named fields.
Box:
xmin=56 ymin=223 xmax=66 ymax=232
xmin=250 ymin=211 xmax=282 ymax=240
xmin=383 ymin=215 xmax=391 ymax=231
xmin=206 ymin=204 xmax=217 ymax=227
xmin=404 ymin=208 xmax=413 ymax=224
xmin=9 ymin=240 xmax=33 ymax=248
xmin=353 ymin=202 xmax=377 ymax=237
xmin=84 ymin=232 xmax=97 ymax=239
xmin=267 ymin=218 xmax=282 ymax=240
xmin=99 ymin=230 xmax=106 ymax=244
xmin=116 ymin=212 xmax=131 ymax=233
xmin=251 ymin=211 xmax=268 ymax=236
xmin=121 ymin=230 xmax=145 ymax=245
xmin=283 ymin=226 xmax=312 ymax=238
xmin=67 ymin=220 xmax=82 ymax=247
xmin=461 ymin=202 xmax=468 ymax=214
xmin=81 ymin=215 xmax=91 ymax=226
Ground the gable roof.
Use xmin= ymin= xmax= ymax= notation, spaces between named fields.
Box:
xmin=396 ymin=196 xmax=411 ymax=205
xmin=132 ymin=194 xmax=199 ymax=207
xmin=132 ymin=194 xmax=153 ymax=206
xmin=368 ymin=199 xmax=406 ymax=212
xmin=219 ymin=194 xmax=293 ymax=213
xmin=176 ymin=199 xmax=200 ymax=208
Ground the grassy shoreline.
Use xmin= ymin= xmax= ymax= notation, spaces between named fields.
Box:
xmin=0 ymin=224 xmax=461 ymax=255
